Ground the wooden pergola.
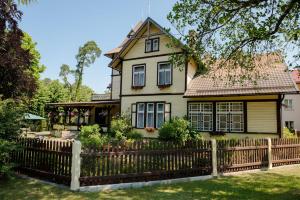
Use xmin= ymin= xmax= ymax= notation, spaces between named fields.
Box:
xmin=47 ymin=100 xmax=120 ymax=130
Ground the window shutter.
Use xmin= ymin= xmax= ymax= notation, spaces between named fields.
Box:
xmin=164 ymin=103 xmax=171 ymax=122
xmin=131 ymin=103 xmax=136 ymax=128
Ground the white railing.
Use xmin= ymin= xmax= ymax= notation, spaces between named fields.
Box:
xmin=91 ymin=93 xmax=111 ymax=101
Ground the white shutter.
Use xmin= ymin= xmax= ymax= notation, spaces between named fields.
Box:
xmin=164 ymin=103 xmax=171 ymax=122
xmin=131 ymin=103 xmax=136 ymax=127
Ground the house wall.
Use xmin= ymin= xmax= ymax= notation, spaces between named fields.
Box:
xmin=111 ymin=69 xmax=121 ymax=100
xmin=282 ymin=93 xmax=300 ymax=131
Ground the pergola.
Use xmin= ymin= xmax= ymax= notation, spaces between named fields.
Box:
xmin=47 ymin=100 xmax=120 ymax=130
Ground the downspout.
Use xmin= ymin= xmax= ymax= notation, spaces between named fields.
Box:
xmin=279 ymin=94 xmax=285 ymax=138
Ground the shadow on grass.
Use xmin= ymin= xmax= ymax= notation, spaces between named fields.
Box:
xmin=1 ymin=171 xmax=300 ymax=200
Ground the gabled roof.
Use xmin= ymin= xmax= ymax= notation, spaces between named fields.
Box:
xmin=105 ymin=17 xmax=182 ymax=69
xmin=184 ymin=54 xmax=299 ymax=97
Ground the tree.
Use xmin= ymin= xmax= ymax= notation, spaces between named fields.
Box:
xmin=74 ymin=41 xmax=101 ymax=100
xmin=0 ymin=0 xmax=37 ymax=99
xmin=167 ymin=0 xmax=300 ymax=79
xmin=21 ymin=32 xmax=46 ymax=80
xmin=59 ymin=41 xmax=101 ymax=101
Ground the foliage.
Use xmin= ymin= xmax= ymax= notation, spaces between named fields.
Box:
xmin=59 ymin=41 xmax=101 ymax=101
xmin=158 ymin=117 xmax=192 ymax=142
xmin=21 ymin=32 xmax=46 ymax=80
xmin=77 ymin=125 xmax=108 ymax=148
xmin=126 ymin=130 xmax=143 ymax=140
xmin=0 ymin=139 xmax=17 ymax=177
xmin=283 ymin=127 xmax=297 ymax=138
xmin=110 ymin=113 xmax=132 ymax=139
xmin=0 ymin=99 xmax=24 ymax=177
xmin=0 ymin=0 xmax=37 ymax=99
xmin=167 ymin=0 xmax=300 ymax=81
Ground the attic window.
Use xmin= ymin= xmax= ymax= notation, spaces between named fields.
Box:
xmin=145 ymin=38 xmax=159 ymax=53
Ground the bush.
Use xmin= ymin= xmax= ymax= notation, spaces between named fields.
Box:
xmin=283 ymin=127 xmax=297 ymax=138
xmin=0 ymin=99 xmax=24 ymax=177
xmin=126 ymin=130 xmax=143 ymax=140
xmin=77 ymin=125 xmax=109 ymax=148
xmin=110 ymin=113 xmax=132 ymax=139
xmin=158 ymin=117 xmax=192 ymax=142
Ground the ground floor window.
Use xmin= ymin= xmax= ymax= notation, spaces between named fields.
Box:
xmin=135 ymin=102 xmax=167 ymax=128
xmin=285 ymin=121 xmax=294 ymax=130
xmin=188 ymin=102 xmax=244 ymax=133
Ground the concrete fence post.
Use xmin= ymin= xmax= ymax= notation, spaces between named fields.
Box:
xmin=267 ymin=138 xmax=272 ymax=170
xmin=211 ymin=139 xmax=218 ymax=176
xmin=70 ymin=140 xmax=82 ymax=191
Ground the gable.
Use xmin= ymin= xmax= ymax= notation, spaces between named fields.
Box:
xmin=123 ymin=23 xmax=182 ymax=59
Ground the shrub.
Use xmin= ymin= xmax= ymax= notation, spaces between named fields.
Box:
xmin=0 ymin=139 xmax=18 ymax=177
xmin=77 ymin=125 xmax=109 ymax=148
xmin=283 ymin=127 xmax=297 ymax=138
xmin=110 ymin=113 xmax=132 ymax=139
xmin=126 ymin=130 xmax=143 ymax=140
xmin=158 ymin=117 xmax=191 ymax=142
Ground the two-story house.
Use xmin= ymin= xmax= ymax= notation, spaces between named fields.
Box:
xmin=49 ymin=17 xmax=298 ymax=138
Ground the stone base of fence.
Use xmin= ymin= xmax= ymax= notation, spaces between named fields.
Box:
xmin=79 ymin=175 xmax=213 ymax=192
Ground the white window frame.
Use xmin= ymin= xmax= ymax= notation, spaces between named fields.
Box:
xmin=132 ymin=65 xmax=145 ymax=87
xmin=146 ymin=103 xmax=155 ymax=128
xmin=188 ymin=103 xmax=213 ymax=131
xmin=284 ymin=99 xmax=293 ymax=111
xmin=216 ymin=102 xmax=244 ymax=132
xmin=156 ymin=103 xmax=165 ymax=128
xmin=136 ymin=103 xmax=145 ymax=128
xmin=158 ymin=62 xmax=172 ymax=86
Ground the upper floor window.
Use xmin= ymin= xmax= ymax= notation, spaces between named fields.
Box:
xmin=145 ymin=38 xmax=159 ymax=53
xmin=132 ymin=65 xmax=145 ymax=88
xmin=157 ymin=62 xmax=172 ymax=86
xmin=284 ymin=99 xmax=293 ymax=111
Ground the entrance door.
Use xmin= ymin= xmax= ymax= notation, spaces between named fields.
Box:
xmin=95 ymin=107 xmax=107 ymax=126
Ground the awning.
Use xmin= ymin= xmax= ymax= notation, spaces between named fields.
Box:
xmin=24 ymin=113 xmax=45 ymax=120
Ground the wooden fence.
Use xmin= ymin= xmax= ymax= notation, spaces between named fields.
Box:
xmin=11 ymin=137 xmax=300 ymax=188
xmin=12 ymin=138 xmax=73 ymax=185
xmin=79 ymin=140 xmax=212 ymax=186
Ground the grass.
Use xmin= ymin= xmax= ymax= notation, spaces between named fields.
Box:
xmin=0 ymin=167 xmax=300 ymax=200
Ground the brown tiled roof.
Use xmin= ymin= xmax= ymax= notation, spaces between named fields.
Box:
xmin=184 ymin=54 xmax=299 ymax=97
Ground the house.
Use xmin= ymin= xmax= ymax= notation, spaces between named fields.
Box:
xmin=48 ymin=17 xmax=298 ymax=138
xmin=282 ymin=69 xmax=300 ymax=133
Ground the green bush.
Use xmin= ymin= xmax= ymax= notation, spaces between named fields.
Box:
xmin=0 ymin=99 xmax=24 ymax=177
xmin=126 ymin=130 xmax=143 ymax=140
xmin=77 ymin=125 xmax=109 ymax=148
xmin=158 ymin=117 xmax=192 ymax=142
xmin=110 ymin=113 xmax=132 ymax=139
xmin=283 ymin=127 xmax=297 ymax=138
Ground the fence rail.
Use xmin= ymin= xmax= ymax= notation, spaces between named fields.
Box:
xmin=79 ymin=140 xmax=212 ymax=186
xmin=12 ymin=138 xmax=73 ymax=186
xmin=11 ymin=137 xmax=300 ymax=189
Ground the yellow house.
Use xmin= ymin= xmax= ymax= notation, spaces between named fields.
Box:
xmin=48 ymin=17 xmax=298 ymax=139
xmin=104 ymin=17 xmax=298 ymax=139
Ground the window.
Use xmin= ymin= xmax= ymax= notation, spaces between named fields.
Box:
xmin=284 ymin=99 xmax=293 ymax=111
xmin=189 ymin=103 xmax=213 ymax=131
xmin=146 ymin=103 xmax=155 ymax=127
xmin=156 ymin=103 xmax=164 ymax=128
xmin=145 ymin=38 xmax=159 ymax=53
xmin=135 ymin=102 xmax=167 ymax=128
xmin=132 ymin=65 xmax=145 ymax=87
xmin=137 ymin=103 xmax=145 ymax=128
xmin=285 ymin=121 xmax=294 ymax=130
xmin=216 ymin=102 xmax=244 ymax=132
xmin=158 ymin=62 xmax=172 ymax=86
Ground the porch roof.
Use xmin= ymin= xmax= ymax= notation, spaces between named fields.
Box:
xmin=47 ymin=100 xmax=120 ymax=108
xmin=184 ymin=54 xmax=299 ymax=97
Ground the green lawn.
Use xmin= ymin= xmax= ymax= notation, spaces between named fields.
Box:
xmin=1 ymin=167 xmax=300 ymax=200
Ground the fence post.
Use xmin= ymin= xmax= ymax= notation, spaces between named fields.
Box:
xmin=211 ymin=139 xmax=218 ymax=176
xmin=70 ymin=140 xmax=81 ymax=191
xmin=267 ymin=138 xmax=272 ymax=170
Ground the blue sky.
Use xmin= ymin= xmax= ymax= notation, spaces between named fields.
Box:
xmin=19 ymin=0 xmax=177 ymax=93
